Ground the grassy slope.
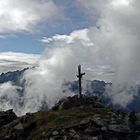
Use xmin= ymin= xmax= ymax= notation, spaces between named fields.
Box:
xmin=26 ymin=106 xmax=112 ymax=139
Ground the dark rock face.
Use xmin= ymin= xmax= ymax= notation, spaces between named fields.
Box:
xmin=0 ymin=109 xmax=17 ymax=127
xmin=52 ymin=95 xmax=103 ymax=111
xmin=0 ymin=68 xmax=28 ymax=86
xmin=0 ymin=111 xmax=36 ymax=140
xmin=39 ymin=96 xmax=140 ymax=140
xmin=0 ymin=96 xmax=140 ymax=140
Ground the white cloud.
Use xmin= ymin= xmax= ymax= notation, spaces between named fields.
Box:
xmin=0 ymin=0 xmax=62 ymax=33
xmin=1 ymin=0 xmax=140 ymax=114
xmin=0 ymin=28 xmax=115 ymax=115
xmin=76 ymin=0 xmax=140 ymax=107
xmin=22 ymin=47 xmax=77 ymax=114
xmin=0 ymin=52 xmax=40 ymax=73
xmin=41 ymin=29 xmax=94 ymax=46
xmin=36 ymin=0 xmax=140 ymax=109
xmin=17 ymin=27 xmax=115 ymax=115
xmin=0 ymin=82 xmax=22 ymax=115
xmin=111 ymin=0 xmax=132 ymax=7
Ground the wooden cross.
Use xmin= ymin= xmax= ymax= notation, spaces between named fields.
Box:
xmin=77 ymin=65 xmax=85 ymax=98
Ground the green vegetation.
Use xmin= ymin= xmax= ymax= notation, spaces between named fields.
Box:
xmin=25 ymin=106 xmax=111 ymax=139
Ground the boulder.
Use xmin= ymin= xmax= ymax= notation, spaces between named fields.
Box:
xmin=4 ymin=119 xmax=20 ymax=128
xmin=14 ymin=123 xmax=24 ymax=130
xmin=0 ymin=109 xmax=17 ymax=127
xmin=109 ymin=124 xmax=130 ymax=133
xmin=92 ymin=116 xmax=105 ymax=127
xmin=52 ymin=131 xmax=59 ymax=136
xmin=52 ymin=95 xmax=103 ymax=111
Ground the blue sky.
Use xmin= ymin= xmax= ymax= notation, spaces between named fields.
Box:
xmin=0 ymin=0 xmax=92 ymax=54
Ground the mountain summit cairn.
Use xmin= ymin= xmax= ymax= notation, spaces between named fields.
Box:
xmin=77 ymin=65 xmax=85 ymax=98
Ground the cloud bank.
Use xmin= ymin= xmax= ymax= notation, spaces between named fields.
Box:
xmin=39 ymin=0 xmax=140 ymax=108
xmin=0 ymin=52 xmax=40 ymax=73
xmin=1 ymin=0 xmax=140 ymax=114
xmin=0 ymin=82 xmax=22 ymax=114
xmin=0 ymin=29 xmax=114 ymax=115
xmin=0 ymin=0 xmax=62 ymax=33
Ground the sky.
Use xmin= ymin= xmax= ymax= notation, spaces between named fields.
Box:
xmin=0 ymin=0 xmax=94 ymax=73
xmin=1 ymin=0 xmax=140 ymax=115
xmin=0 ymin=0 xmax=139 ymax=84
xmin=0 ymin=0 xmax=92 ymax=54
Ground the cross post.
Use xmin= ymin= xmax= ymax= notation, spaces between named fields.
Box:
xmin=77 ymin=65 xmax=85 ymax=98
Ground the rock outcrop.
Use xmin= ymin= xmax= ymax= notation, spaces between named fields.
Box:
xmin=52 ymin=95 xmax=103 ymax=111
xmin=0 ymin=96 xmax=140 ymax=140
xmin=43 ymin=112 xmax=140 ymax=140
xmin=0 ymin=109 xmax=17 ymax=127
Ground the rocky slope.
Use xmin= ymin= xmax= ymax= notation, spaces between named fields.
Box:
xmin=0 ymin=95 xmax=139 ymax=140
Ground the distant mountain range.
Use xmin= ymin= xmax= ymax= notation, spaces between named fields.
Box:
xmin=0 ymin=68 xmax=27 ymax=86
xmin=0 ymin=68 xmax=109 ymax=95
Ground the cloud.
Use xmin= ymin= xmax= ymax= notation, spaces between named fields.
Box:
xmin=1 ymin=0 xmax=140 ymax=114
xmin=38 ymin=0 xmax=140 ymax=108
xmin=18 ymin=27 xmax=115 ymax=115
xmin=0 ymin=28 xmax=114 ymax=115
xmin=41 ymin=28 xmax=115 ymax=81
xmin=0 ymin=52 xmax=40 ymax=73
xmin=77 ymin=0 xmax=140 ymax=107
xmin=21 ymin=47 xmax=77 ymax=114
xmin=0 ymin=82 xmax=22 ymax=114
xmin=0 ymin=0 xmax=62 ymax=33
xmin=41 ymin=29 xmax=93 ymax=46
xmin=76 ymin=0 xmax=109 ymax=21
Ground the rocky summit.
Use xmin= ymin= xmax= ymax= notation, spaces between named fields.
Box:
xmin=0 ymin=95 xmax=140 ymax=140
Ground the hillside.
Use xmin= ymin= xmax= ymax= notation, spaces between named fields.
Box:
xmin=0 ymin=68 xmax=138 ymax=139
xmin=0 ymin=95 xmax=139 ymax=140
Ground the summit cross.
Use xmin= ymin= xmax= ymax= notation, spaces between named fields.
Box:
xmin=77 ymin=65 xmax=85 ymax=98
